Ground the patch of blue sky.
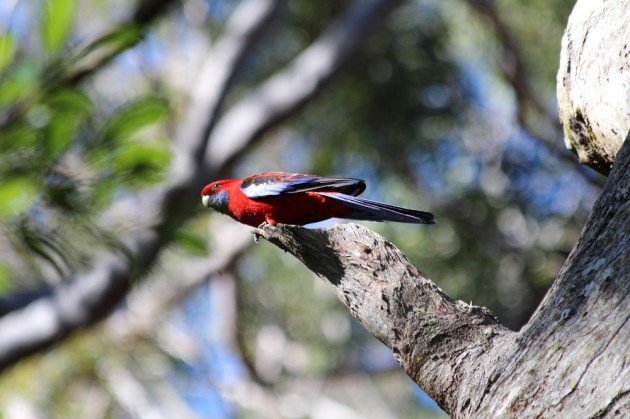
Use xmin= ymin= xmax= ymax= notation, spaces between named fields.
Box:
xmin=359 ymin=342 xmax=445 ymax=413
xmin=206 ymin=0 xmax=234 ymax=22
xmin=412 ymin=385 xmax=444 ymax=412
xmin=2 ymin=1 xmax=31 ymax=40
xmin=457 ymin=59 xmax=494 ymax=110
xmin=138 ymin=32 xmax=167 ymax=73
xmin=186 ymin=391 xmax=232 ymax=419
xmin=281 ymin=135 xmax=314 ymax=172
xmin=502 ymin=130 xmax=593 ymax=217
xmin=360 ymin=341 xmax=397 ymax=372
xmin=171 ymin=284 xmax=244 ymax=418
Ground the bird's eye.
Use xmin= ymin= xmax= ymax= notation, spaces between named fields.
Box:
xmin=211 ymin=184 xmax=219 ymax=191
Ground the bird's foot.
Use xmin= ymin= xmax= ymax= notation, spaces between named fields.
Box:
xmin=253 ymin=221 xmax=269 ymax=244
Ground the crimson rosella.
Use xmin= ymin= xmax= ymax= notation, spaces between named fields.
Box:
xmin=201 ymin=172 xmax=436 ymax=227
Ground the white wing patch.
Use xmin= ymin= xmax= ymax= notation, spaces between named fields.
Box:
xmin=241 ymin=181 xmax=294 ymax=198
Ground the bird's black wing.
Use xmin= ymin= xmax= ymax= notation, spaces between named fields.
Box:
xmin=318 ymin=192 xmax=436 ymax=224
xmin=241 ymin=172 xmax=366 ymax=198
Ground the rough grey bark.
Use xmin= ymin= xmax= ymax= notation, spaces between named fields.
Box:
xmin=255 ymin=223 xmax=513 ymax=411
xmin=256 ymin=138 xmax=629 ymax=417
xmin=557 ymin=0 xmax=630 ymax=175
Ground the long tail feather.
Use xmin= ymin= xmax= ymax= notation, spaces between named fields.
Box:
xmin=319 ymin=192 xmax=436 ymax=224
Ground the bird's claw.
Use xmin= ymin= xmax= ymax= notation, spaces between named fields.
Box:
xmin=253 ymin=221 xmax=269 ymax=244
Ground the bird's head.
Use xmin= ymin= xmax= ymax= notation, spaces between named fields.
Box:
xmin=201 ymin=180 xmax=230 ymax=213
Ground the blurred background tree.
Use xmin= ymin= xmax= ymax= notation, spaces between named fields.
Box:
xmin=0 ymin=0 xmax=602 ymax=417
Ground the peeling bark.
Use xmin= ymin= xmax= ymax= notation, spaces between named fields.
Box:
xmin=557 ymin=0 xmax=630 ymax=175
xmin=256 ymin=140 xmax=630 ymax=416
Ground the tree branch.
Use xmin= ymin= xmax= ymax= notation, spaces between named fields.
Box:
xmin=254 ymin=223 xmax=512 ymax=412
xmin=255 ymin=136 xmax=630 ymax=416
xmin=0 ymin=229 xmax=160 ymax=371
xmin=63 ymin=0 xmax=178 ymax=85
xmin=557 ymin=0 xmax=630 ymax=175
xmin=109 ymin=222 xmax=252 ymax=339
xmin=205 ymin=0 xmax=403 ymax=169
xmin=173 ymin=0 xmax=283 ymax=168
xmin=473 ymin=134 xmax=630 ymax=417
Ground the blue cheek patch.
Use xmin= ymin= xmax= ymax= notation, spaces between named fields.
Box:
xmin=210 ymin=190 xmax=229 ymax=214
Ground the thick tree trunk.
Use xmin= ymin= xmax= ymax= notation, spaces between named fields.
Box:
xmin=256 ymin=138 xmax=629 ymax=417
xmin=556 ymin=0 xmax=630 ymax=175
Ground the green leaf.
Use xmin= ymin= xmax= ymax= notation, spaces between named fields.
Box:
xmin=45 ymin=115 xmax=75 ymax=156
xmin=0 ymin=63 xmax=39 ymax=108
xmin=76 ymin=24 xmax=142 ymax=60
xmin=46 ymin=88 xmax=91 ymax=115
xmin=90 ymin=176 xmax=117 ymax=208
xmin=101 ymin=97 xmax=169 ymax=144
xmin=0 ymin=123 xmax=39 ymax=153
xmin=41 ymin=0 xmax=76 ymax=53
xmin=112 ymin=142 xmax=170 ymax=184
xmin=44 ymin=89 xmax=92 ymax=156
xmin=67 ymin=25 xmax=142 ymax=80
xmin=0 ymin=177 xmax=39 ymax=219
xmin=0 ymin=34 xmax=16 ymax=73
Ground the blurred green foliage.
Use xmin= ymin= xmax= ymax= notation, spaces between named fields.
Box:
xmin=0 ymin=33 xmax=16 ymax=73
xmin=0 ymin=0 xmax=592 ymax=417
xmin=41 ymin=0 xmax=76 ymax=53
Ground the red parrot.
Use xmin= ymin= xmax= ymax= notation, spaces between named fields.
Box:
xmin=200 ymin=172 xmax=436 ymax=227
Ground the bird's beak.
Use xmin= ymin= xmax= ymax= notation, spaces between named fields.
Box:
xmin=202 ymin=195 xmax=210 ymax=208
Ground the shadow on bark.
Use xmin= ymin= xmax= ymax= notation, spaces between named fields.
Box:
xmin=255 ymin=225 xmax=346 ymax=285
